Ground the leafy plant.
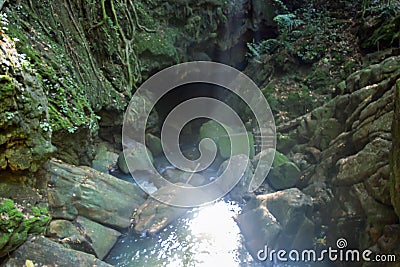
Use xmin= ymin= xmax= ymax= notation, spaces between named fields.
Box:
xmin=274 ymin=13 xmax=304 ymax=34
xmin=246 ymin=39 xmax=281 ymax=58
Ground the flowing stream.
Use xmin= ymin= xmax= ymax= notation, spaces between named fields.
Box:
xmin=105 ymin=199 xmax=261 ymax=267
xmin=104 ymin=142 xmax=265 ymax=267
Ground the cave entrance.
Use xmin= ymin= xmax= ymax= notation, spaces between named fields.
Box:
xmin=153 ymin=82 xmax=255 ymax=141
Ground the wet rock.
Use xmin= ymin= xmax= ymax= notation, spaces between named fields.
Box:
xmin=3 ymin=236 xmax=112 ymax=267
xmin=48 ymin=217 xmax=120 ymax=260
xmin=92 ymin=143 xmax=119 ymax=173
xmin=75 ymin=216 xmax=120 ymax=259
xmin=237 ymin=188 xmax=314 ymax=258
xmin=236 ymin=205 xmax=282 ymax=260
xmin=117 ymin=143 xmax=154 ymax=174
xmin=133 ymin=184 xmax=191 ymax=235
xmin=48 ymin=160 xmax=147 ymax=229
xmin=48 ymin=220 xmax=91 ymax=253
xmin=217 ymin=154 xmax=254 ymax=202
xmin=161 ymin=168 xmax=207 ymax=186
xmin=258 ymin=188 xmax=313 ymax=235
xmin=145 ymin=133 xmax=163 ymax=156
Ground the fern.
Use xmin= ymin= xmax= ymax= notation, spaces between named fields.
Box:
xmin=274 ymin=13 xmax=304 ymax=33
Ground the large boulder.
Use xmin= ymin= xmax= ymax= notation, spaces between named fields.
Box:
xmin=267 ymin=151 xmax=301 ymax=190
xmin=48 ymin=160 xmax=147 ymax=229
xmin=268 ymin=162 xmax=301 ymax=190
xmin=237 ymin=188 xmax=314 ymax=260
xmin=272 ymin=56 xmax=400 ymax=251
xmin=3 ymin=236 xmax=112 ymax=267
xmin=145 ymin=133 xmax=163 ymax=157
xmin=48 ymin=216 xmax=121 ymax=260
xmin=117 ymin=143 xmax=154 ymax=174
xmin=133 ymin=184 xmax=191 ymax=235
xmin=199 ymin=120 xmax=255 ymax=159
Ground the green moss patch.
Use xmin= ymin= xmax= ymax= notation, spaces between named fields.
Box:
xmin=0 ymin=198 xmax=51 ymax=257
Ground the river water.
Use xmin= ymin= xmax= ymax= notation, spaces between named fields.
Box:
xmin=104 ymin=145 xmax=310 ymax=266
xmin=105 ymin=199 xmax=262 ymax=267
xmin=104 ymin=144 xmax=264 ymax=267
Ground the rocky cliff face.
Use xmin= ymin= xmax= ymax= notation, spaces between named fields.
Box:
xmin=277 ymin=56 xmax=400 ymax=253
xmin=391 ymin=78 xmax=400 ymax=219
xmin=0 ymin=26 xmax=53 ymax=174
xmin=1 ymin=0 xmax=276 ymax=167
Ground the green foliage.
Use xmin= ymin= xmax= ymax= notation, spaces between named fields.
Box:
xmin=246 ymin=2 xmax=331 ymax=64
xmin=287 ymin=86 xmax=316 ymax=114
xmin=134 ymin=1 xmax=157 ymax=28
xmin=246 ymin=39 xmax=281 ymax=58
xmin=368 ymin=14 xmax=400 ymax=48
xmin=274 ymin=13 xmax=303 ymax=33
xmin=261 ymin=84 xmax=279 ymax=112
xmin=0 ymin=198 xmax=50 ymax=256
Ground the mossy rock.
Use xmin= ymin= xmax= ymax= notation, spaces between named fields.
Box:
xmin=145 ymin=133 xmax=163 ymax=156
xmin=0 ymin=198 xmax=51 ymax=257
xmin=276 ymin=132 xmax=296 ymax=154
xmin=0 ymin=31 xmax=54 ymax=172
xmin=219 ymin=132 xmax=255 ymax=159
xmin=117 ymin=145 xmax=154 ymax=174
xmin=199 ymin=120 xmax=255 ymax=159
xmin=268 ymin=162 xmax=301 ymax=190
xmin=272 ymin=151 xmax=290 ymax=167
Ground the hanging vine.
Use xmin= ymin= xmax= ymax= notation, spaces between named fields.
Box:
xmin=88 ymin=0 xmax=156 ymax=90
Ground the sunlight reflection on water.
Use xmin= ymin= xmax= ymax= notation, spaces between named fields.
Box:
xmin=105 ymin=200 xmax=257 ymax=267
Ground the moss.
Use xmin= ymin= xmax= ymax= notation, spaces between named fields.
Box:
xmin=0 ymin=198 xmax=51 ymax=257
xmin=0 ymin=75 xmax=14 ymax=92
xmin=134 ymin=30 xmax=178 ymax=58
xmin=6 ymin=22 xmax=98 ymax=133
